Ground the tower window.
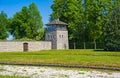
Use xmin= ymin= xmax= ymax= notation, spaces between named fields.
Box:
xmin=59 ymin=35 xmax=64 ymax=38
xmin=51 ymin=35 xmax=52 ymax=39
xmin=48 ymin=35 xmax=49 ymax=39
xmin=59 ymin=35 xmax=61 ymax=38
xmin=53 ymin=35 xmax=54 ymax=39
xmin=62 ymin=35 xmax=63 ymax=38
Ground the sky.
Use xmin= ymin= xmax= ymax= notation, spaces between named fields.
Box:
xmin=0 ymin=0 xmax=53 ymax=40
xmin=0 ymin=0 xmax=53 ymax=24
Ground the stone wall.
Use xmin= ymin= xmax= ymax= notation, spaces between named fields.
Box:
xmin=0 ymin=41 xmax=51 ymax=52
xmin=45 ymin=31 xmax=57 ymax=49
xmin=45 ymin=29 xmax=69 ymax=50
xmin=56 ymin=30 xmax=69 ymax=49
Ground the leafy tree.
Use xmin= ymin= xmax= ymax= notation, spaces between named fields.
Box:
xmin=50 ymin=0 xmax=83 ymax=43
xmin=104 ymin=1 xmax=120 ymax=51
xmin=84 ymin=0 xmax=113 ymax=49
xmin=83 ymin=0 xmax=114 ymax=49
xmin=50 ymin=0 xmax=116 ymax=49
xmin=0 ymin=11 xmax=8 ymax=40
xmin=9 ymin=3 xmax=43 ymax=40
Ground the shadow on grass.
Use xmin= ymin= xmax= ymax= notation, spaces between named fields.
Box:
xmin=94 ymin=49 xmax=120 ymax=52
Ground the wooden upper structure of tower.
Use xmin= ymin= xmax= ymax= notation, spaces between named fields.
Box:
xmin=46 ymin=19 xmax=68 ymax=26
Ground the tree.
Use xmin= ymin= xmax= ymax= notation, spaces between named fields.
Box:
xmin=50 ymin=0 xmax=83 ymax=44
xmin=83 ymin=0 xmax=114 ymax=49
xmin=9 ymin=3 xmax=43 ymax=40
xmin=0 ymin=11 xmax=8 ymax=40
xmin=104 ymin=1 xmax=120 ymax=51
xmin=50 ymin=0 xmax=115 ymax=49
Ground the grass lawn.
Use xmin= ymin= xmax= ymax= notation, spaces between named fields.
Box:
xmin=0 ymin=75 xmax=30 ymax=78
xmin=0 ymin=49 xmax=120 ymax=68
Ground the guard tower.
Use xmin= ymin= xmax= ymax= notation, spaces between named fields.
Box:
xmin=45 ymin=19 xmax=69 ymax=49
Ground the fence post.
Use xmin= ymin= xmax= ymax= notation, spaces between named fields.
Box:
xmin=94 ymin=42 xmax=96 ymax=49
xmin=84 ymin=42 xmax=86 ymax=49
xmin=74 ymin=42 xmax=76 ymax=49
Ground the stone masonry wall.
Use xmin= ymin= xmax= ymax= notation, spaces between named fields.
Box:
xmin=28 ymin=41 xmax=51 ymax=51
xmin=0 ymin=41 xmax=51 ymax=52
xmin=57 ymin=30 xmax=69 ymax=49
xmin=45 ymin=31 xmax=57 ymax=49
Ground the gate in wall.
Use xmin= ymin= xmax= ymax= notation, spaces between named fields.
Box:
xmin=23 ymin=43 xmax=28 ymax=51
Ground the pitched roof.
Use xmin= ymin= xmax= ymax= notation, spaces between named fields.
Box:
xmin=46 ymin=19 xmax=68 ymax=26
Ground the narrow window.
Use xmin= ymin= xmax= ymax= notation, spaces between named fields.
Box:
xmin=51 ymin=35 xmax=52 ymax=39
xmin=59 ymin=35 xmax=61 ymax=38
xmin=48 ymin=35 xmax=49 ymax=39
xmin=62 ymin=35 xmax=63 ymax=38
xmin=52 ymin=35 xmax=54 ymax=39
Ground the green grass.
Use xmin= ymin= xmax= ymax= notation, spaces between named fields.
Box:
xmin=0 ymin=75 xmax=30 ymax=78
xmin=0 ymin=49 xmax=120 ymax=68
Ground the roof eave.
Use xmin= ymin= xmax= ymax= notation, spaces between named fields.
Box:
xmin=45 ymin=24 xmax=68 ymax=26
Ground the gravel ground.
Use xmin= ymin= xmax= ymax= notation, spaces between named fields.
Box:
xmin=0 ymin=65 xmax=120 ymax=78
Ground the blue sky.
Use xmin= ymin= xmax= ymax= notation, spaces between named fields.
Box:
xmin=0 ymin=0 xmax=53 ymax=40
xmin=0 ymin=0 xmax=53 ymax=24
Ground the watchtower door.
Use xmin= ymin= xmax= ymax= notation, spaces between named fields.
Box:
xmin=23 ymin=43 xmax=28 ymax=51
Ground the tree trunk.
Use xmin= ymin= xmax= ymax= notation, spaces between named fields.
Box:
xmin=84 ymin=42 xmax=86 ymax=49
xmin=94 ymin=39 xmax=96 ymax=49
xmin=74 ymin=42 xmax=76 ymax=49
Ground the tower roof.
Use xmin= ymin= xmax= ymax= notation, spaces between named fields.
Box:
xmin=46 ymin=19 xmax=68 ymax=26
